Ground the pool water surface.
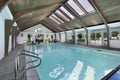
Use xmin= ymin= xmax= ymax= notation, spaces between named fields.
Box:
xmin=25 ymin=43 xmax=120 ymax=80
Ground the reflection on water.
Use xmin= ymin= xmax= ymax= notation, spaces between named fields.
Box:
xmin=83 ymin=66 xmax=95 ymax=80
xmin=46 ymin=44 xmax=51 ymax=52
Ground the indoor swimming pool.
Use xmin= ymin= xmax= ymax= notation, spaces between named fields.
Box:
xmin=25 ymin=43 xmax=120 ymax=80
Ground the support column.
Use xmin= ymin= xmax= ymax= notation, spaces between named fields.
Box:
xmin=5 ymin=19 xmax=14 ymax=56
xmin=63 ymin=4 xmax=88 ymax=46
xmin=95 ymin=32 xmax=96 ymax=43
xmin=90 ymin=0 xmax=110 ymax=48
xmin=72 ymin=30 xmax=77 ymax=44
xmin=64 ymin=31 xmax=67 ymax=43
xmin=58 ymin=32 xmax=61 ymax=43
xmin=11 ymin=27 xmax=15 ymax=50
xmin=101 ymin=32 xmax=104 ymax=45
xmin=109 ymin=28 xmax=112 ymax=39
xmin=54 ymin=34 xmax=57 ymax=40
xmin=54 ymin=33 xmax=57 ymax=41
xmin=75 ymin=31 xmax=78 ymax=44
xmin=106 ymin=25 xmax=110 ymax=47
xmin=86 ymin=29 xmax=89 ymax=45
xmin=88 ymin=31 xmax=91 ymax=45
xmin=15 ymin=28 xmax=20 ymax=47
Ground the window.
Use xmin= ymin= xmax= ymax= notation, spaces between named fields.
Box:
xmin=49 ymin=16 xmax=61 ymax=24
xmin=78 ymin=0 xmax=95 ymax=12
xmin=60 ymin=6 xmax=75 ymax=19
xmin=55 ymin=10 xmax=70 ymax=21
xmin=111 ymin=31 xmax=120 ymax=40
xmin=67 ymin=0 xmax=84 ymax=15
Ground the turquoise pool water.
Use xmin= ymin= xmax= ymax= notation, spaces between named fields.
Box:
xmin=25 ymin=43 xmax=120 ymax=80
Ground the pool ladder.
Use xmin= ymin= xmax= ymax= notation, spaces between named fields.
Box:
xmin=13 ymin=50 xmax=42 ymax=80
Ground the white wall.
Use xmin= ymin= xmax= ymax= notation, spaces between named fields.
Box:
xmin=0 ymin=5 xmax=13 ymax=60
xmin=56 ymin=33 xmax=60 ymax=42
xmin=0 ymin=16 xmax=5 ymax=60
xmin=60 ymin=32 xmax=65 ymax=42
xmin=110 ymin=40 xmax=120 ymax=48
xmin=17 ymin=24 xmax=54 ymax=44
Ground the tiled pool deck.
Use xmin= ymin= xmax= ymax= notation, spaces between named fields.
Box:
xmin=0 ymin=45 xmax=40 ymax=80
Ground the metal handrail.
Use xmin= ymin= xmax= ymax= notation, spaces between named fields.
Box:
xmin=14 ymin=50 xmax=41 ymax=80
xmin=22 ymin=50 xmax=39 ymax=56
xmin=22 ymin=54 xmax=41 ymax=78
xmin=19 ymin=50 xmax=39 ymax=70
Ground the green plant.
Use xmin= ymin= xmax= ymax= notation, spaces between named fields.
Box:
xmin=77 ymin=34 xmax=82 ymax=40
xmin=91 ymin=33 xmax=95 ymax=40
xmin=96 ymin=33 xmax=101 ymax=39
xmin=80 ymin=39 xmax=85 ymax=42
xmin=112 ymin=31 xmax=119 ymax=37
xmin=71 ymin=35 xmax=74 ymax=40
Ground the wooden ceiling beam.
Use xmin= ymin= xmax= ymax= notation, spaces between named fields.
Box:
xmin=20 ymin=21 xmax=40 ymax=31
xmin=46 ymin=18 xmax=68 ymax=31
xmin=19 ymin=19 xmax=57 ymax=32
xmin=43 ymin=19 xmax=63 ymax=32
xmin=18 ymin=11 xmax=52 ymax=24
xmin=14 ymin=1 xmax=64 ymax=18
xmin=58 ymin=9 xmax=71 ymax=20
xmin=40 ymin=21 xmax=59 ymax=32
xmin=54 ymin=13 xmax=67 ymax=22
xmin=0 ymin=0 xmax=9 ymax=12
xmin=18 ymin=17 xmax=43 ymax=26
xmin=73 ymin=0 xmax=88 ymax=15
xmin=19 ymin=19 xmax=41 ymax=28
xmin=51 ymin=15 xmax=62 ymax=24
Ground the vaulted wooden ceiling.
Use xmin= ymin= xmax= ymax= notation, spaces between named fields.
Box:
xmin=7 ymin=0 xmax=67 ymax=31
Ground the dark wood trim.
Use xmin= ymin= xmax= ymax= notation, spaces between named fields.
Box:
xmin=43 ymin=20 xmax=61 ymax=31
xmin=47 ymin=0 xmax=69 ymax=18
xmin=58 ymin=8 xmax=71 ymax=20
xmin=41 ymin=23 xmax=57 ymax=33
xmin=0 ymin=0 xmax=9 ymax=12
xmin=54 ymin=13 xmax=67 ymax=22
xmin=65 ymin=3 xmax=80 ymax=17
xmin=19 ymin=21 xmax=40 ymax=31
xmin=46 ymin=18 xmax=67 ymax=31
xmin=73 ymin=0 xmax=88 ymax=14
xmin=40 ymin=21 xmax=58 ymax=32
xmin=51 ymin=15 xmax=62 ymax=24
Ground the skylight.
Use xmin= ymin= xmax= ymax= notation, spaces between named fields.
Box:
xmin=77 ymin=0 xmax=95 ymax=12
xmin=60 ymin=6 xmax=75 ymax=19
xmin=67 ymin=0 xmax=84 ymax=15
xmin=55 ymin=10 xmax=70 ymax=21
xmin=52 ymin=14 xmax=64 ymax=23
xmin=49 ymin=16 xmax=61 ymax=24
